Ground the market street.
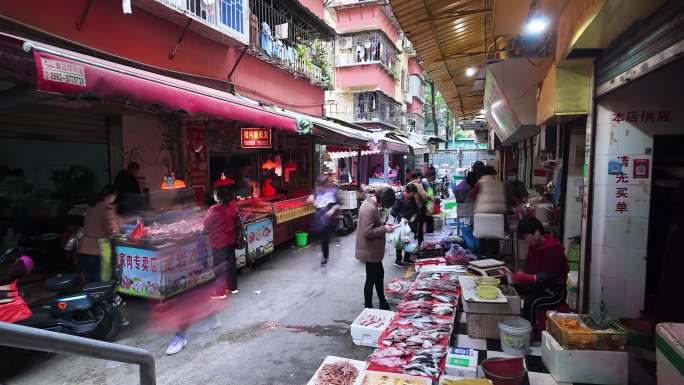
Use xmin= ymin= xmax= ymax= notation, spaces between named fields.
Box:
xmin=5 ymin=232 xmax=404 ymax=385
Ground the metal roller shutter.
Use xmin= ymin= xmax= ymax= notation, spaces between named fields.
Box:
xmin=596 ymin=2 xmax=684 ymax=95
xmin=0 ymin=103 xmax=108 ymax=143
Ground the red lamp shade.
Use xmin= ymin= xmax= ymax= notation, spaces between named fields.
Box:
xmin=213 ymin=172 xmax=235 ymax=188
xmin=262 ymin=160 xmax=277 ymax=170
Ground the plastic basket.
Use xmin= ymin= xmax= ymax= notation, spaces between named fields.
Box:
xmin=547 ymin=313 xmax=627 ymax=351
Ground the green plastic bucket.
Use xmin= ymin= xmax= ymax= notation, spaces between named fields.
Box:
xmin=295 ymin=231 xmax=308 ymax=247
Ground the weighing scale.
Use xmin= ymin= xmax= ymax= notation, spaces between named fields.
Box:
xmin=467 ymin=258 xmax=511 ymax=278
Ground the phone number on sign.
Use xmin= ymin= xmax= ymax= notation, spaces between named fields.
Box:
xmin=43 ymin=69 xmax=86 ymax=86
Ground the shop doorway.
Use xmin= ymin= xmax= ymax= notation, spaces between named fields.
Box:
xmin=645 ymin=135 xmax=684 ymax=316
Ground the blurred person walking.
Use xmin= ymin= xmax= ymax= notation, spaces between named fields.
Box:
xmin=308 ymin=175 xmax=340 ymax=266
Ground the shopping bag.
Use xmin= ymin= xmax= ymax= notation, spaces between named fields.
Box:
xmin=460 ymin=221 xmax=479 ymax=253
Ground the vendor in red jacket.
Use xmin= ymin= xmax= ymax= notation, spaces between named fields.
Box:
xmin=508 ymin=216 xmax=569 ymax=326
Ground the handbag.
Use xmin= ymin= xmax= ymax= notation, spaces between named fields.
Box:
xmin=234 ymin=205 xmax=247 ymax=250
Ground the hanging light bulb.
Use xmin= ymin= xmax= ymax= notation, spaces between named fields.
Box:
xmin=466 ymin=67 xmax=477 ymax=77
xmin=524 ymin=0 xmax=549 ymax=35
xmin=479 ymin=109 xmax=487 ymax=114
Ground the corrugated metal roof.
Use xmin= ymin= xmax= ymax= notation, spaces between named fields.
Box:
xmin=388 ymin=0 xmax=497 ymax=119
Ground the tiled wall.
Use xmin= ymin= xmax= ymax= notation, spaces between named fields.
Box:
xmin=590 ymin=59 xmax=684 ymax=318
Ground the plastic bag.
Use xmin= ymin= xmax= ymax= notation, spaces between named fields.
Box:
xmin=404 ymin=240 xmax=419 ymax=254
xmin=460 ymin=221 xmax=478 ymax=253
xmin=130 ymin=221 xmax=146 ymax=241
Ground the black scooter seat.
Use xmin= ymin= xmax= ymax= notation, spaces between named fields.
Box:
xmin=45 ymin=274 xmax=82 ymax=293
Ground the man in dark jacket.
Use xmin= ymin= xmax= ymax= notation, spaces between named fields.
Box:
xmin=114 ymin=162 xmax=141 ymax=214
xmin=508 ymin=216 xmax=569 ymax=327
xmin=391 ymin=184 xmax=418 ymax=267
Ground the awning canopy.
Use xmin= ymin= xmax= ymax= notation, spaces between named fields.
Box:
xmin=391 ymin=134 xmax=429 ymax=155
xmin=0 ymin=33 xmax=297 ymax=132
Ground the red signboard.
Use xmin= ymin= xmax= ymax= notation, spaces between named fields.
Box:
xmin=241 ymin=128 xmax=272 ymax=148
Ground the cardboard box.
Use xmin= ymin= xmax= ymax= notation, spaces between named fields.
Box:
xmin=466 ymin=313 xmax=514 ymax=340
xmin=351 ymin=308 xmax=395 ymax=348
xmin=445 ymin=347 xmax=479 ymax=378
xmin=542 ymin=331 xmax=628 ymax=384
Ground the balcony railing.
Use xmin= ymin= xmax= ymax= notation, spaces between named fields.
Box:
xmin=152 ymin=0 xmax=249 ymax=44
xmin=249 ymin=0 xmax=333 ymax=88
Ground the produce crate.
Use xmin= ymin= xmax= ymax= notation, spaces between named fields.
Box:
xmin=547 ymin=313 xmax=627 ymax=351
xmin=338 ymin=190 xmax=358 ymax=210
xmin=350 ymin=308 xmax=395 ymax=348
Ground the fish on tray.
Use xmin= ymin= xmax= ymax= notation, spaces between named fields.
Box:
xmin=368 ymin=355 xmax=409 ymax=368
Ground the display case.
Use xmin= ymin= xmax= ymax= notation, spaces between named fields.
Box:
xmin=272 ymin=195 xmax=314 ymax=224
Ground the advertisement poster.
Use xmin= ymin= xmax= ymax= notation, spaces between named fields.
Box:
xmin=116 ymin=237 xmax=213 ymax=299
xmin=246 ymin=219 xmax=274 ymax=259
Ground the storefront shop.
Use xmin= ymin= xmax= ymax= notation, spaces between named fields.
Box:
xmin=0 ymin=32 xmax=307 ymax=298
xmin=584 ymin=1 xmax=684 ymax=320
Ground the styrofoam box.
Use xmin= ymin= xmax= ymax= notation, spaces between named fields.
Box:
xmin=307 ymin=356 xmax=367 ymax=385
xmin=473 ymin=213 xmax=505 ymax=239
xmin=656 ymin=322 xmax=684 ymax=385
xmin=439 ymin=375 xmax=493 ymax=385
xmin=362 ymin=370 xmax=432 ymax=385
xmin=445 ymin=347 xmax=479 ymax=377
xmin=462 ymin=285 xmax=521 ymax=315
xmin=351 ymin=308 xmax=395 ymax=348
xmin=542 ymin=331 xmax=628 ymax=384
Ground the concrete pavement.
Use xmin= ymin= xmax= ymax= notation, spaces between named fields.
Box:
xmin=4 ymin=231 xmax=407 ymax=385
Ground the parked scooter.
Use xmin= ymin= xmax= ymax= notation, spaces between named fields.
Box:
xmin=0 ymin=248 xmax=123 ymax=341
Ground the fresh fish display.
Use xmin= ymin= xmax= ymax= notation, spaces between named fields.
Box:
xmin=314 ymin=360 xmax=360 ymax=385
xmin=371 ymin=347 xmax=410 ymax=358
xmin=357 ymin=313 xmax=387 ymax=328
xmin=368 ymin=355 xmax=409 ymax=368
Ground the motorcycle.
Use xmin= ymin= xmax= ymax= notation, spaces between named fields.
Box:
xmin=0 ymin=248 xmax=123 ymax=341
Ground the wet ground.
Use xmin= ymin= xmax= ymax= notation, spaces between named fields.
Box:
xmin=3 ymin=231 xmax=407 ymax=385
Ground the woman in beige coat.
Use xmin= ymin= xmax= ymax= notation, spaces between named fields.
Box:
xmin=78 ymin=185 xmax=120 ymax=283
xmin=356 ymin=188 xmax=396 ymax=309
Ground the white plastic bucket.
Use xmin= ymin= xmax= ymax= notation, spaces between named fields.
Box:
xmin=499 ymin=317 xmax=532 ymax=356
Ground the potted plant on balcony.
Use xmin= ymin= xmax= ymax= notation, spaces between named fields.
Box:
xmin=311 ymin=39 xmax=332 ymax=89
xmin=295 ymin=43 xmax=313 ymax=75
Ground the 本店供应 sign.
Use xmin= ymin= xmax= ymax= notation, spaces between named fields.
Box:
xmin=241 ymin=128 xmax=272 ymax=148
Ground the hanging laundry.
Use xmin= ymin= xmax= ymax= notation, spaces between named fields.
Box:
xmin=355 ymin=44 xmax=364 ymax=63
xmin=274 ymin=23 xmax=288 ymax=40
xmin=260 ymin=23 xmax=273 ymax=57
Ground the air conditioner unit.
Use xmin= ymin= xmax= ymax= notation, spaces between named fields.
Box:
xmin=338 ymin=37 xmax=352 ymax=50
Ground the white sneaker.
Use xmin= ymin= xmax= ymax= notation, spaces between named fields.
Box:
xmin=165 ymin=333 xmax=187 ymax=355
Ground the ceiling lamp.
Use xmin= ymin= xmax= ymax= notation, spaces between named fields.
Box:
xmin=465 ymin=67 xmax=477 ymax=77
xmin=479 ymin=109 xmax=486 ymax=114
xmin=525 ymin=0 xmax=549 ymax=35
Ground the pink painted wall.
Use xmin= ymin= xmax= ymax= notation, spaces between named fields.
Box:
xmin=0 ymin=0 xmax=324 ymax=115
xmin=335 ymin=4 xmax=398 ymax=43
xmin=407 ymin=100 xmax=423 ymax=114
xmin=408 ymin=58 xmax=423 ymax=77
xmin=336 ymin=65 xmax=397 ymax=101
xmin=297 ymin=0 xmax=325 ymax=20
